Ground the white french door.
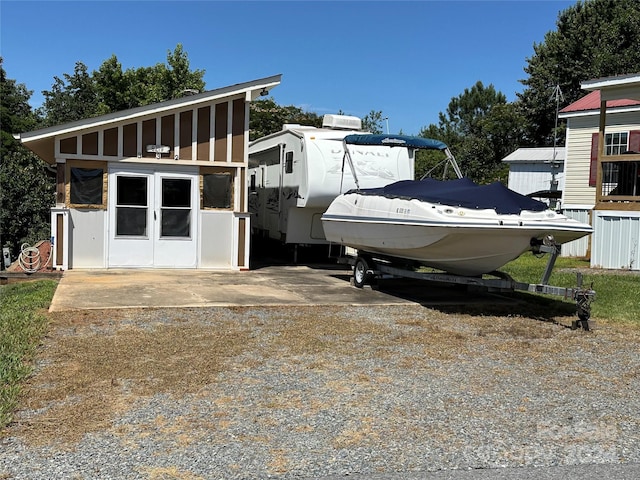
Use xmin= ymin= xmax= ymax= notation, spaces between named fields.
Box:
xmin=108 ymin=166 xmax=198 ymax=268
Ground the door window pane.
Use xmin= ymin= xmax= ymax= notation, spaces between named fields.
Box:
xmin=162 ymin=178 xmax=191 ymax=207
xmin=116 ymin=175 xmax=148 ymax=236
xmin=116 ymin=207 xmax=147 ymax=236
xmin=117 ymin=176 xmax=147 ymax=206
xmin=161 ymin=209 xmax=191 ymax=237
xmin=161 ymin=177 xmax=191 ymax=237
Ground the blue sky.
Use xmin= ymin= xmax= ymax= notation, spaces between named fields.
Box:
xmin=1 ymin=0 xmax=577 ymax=135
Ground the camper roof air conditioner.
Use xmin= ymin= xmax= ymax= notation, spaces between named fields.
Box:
xmin=322 ymin=114 xmax=362 ymax=130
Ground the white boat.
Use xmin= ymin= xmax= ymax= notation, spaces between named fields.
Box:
xmin=321 ymin=134 xmax=593 ymax=276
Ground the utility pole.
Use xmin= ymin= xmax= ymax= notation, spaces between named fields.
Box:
xmin=549 ymin=84 xmax=565 ymax=210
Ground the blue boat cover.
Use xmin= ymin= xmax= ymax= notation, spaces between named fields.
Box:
xmin=344 ymin=134 xmax=447 ymax=151
xmin=353 ymin=178 xmax=548 ymax=214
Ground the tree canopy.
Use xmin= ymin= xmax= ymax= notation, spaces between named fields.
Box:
xmin=418 ymin=81 xmax=524 ymax=183
xmin=39 ymin=44 xmax=206 ymax=126
xmin=518 ymin=0 xmax=640 ymax=145
xmin=1 ymin=58 xmax=54 ymax=257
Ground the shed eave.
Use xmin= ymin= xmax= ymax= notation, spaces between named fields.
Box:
xmin=17 ymin=74 xmax=282 ymax=154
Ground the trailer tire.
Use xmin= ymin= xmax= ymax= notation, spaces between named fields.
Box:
xmin=353 ymin=257 xmax=371 ymax=288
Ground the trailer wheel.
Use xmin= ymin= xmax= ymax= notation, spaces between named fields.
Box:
xmin=353 ymin=257 xmax=371 ymax=288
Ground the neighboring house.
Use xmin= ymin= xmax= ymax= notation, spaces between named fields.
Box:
xmin=16 ymin=75 xmax=282 ymax=270
xmin=559 ymin=73 xmax=640 ymax=267
xmin=502 ymin=147 xmax=565 ymax=203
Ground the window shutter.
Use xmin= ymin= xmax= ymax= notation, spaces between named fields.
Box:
xmin=628 ymin=130 xmax=640 ymax=153
xmin=589 ymin=132 xmax=598 ymax=187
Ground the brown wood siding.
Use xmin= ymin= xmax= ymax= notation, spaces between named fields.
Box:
xmin=161 ymin=115 xmax=175 ymax=159
xmin=82 ymin=132 xmax=98 ymax=155
xmin=180 ymin=111 xmax=193 ymax=160
xmin=232 ymin=99 xmax=245 ymax=163
xmin=123 ymin=123 xmax=137 ymax=157
xmin=60 ymin=137 xmax=77 ymax=155
xmin=214 ymin=102 xmax=228 ymax=161
xmin=237 ymin=217 xmax=246 ymax=267
xmin=142 ymin=119 xmax=156 ymax=158
xmin=56 ymin=163 xmax=65 ymax=204
xmin=197 ymin=106 xmax=211 ymax=161
xmin=55 ymin=213 xmax=64 ymax=267
xmin=103 ymin=128 xmax=118 ymax=156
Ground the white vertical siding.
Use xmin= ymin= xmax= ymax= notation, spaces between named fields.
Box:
xmin=591 ymin=211 xmax=640 ymax=270
xmin=69 ymin=209 xmax=106 ymax=268
xmin=561 ymin=209 xmax=591 ymax=257
xmin=507 ymin=163 xmax=564 ymax=196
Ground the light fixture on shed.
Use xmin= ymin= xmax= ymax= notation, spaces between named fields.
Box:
xmin=260 ymin=88 xmax=269 ymax=96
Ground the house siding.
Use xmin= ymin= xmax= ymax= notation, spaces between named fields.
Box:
xmin=563 ymin=112 xmax=640 ymax=208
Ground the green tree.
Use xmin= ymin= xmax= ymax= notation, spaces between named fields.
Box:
xmin=361 ymin=110 xmax=386 ymax=134
xmin=418 ymin=81 xmax=522 ymax=183
xmin=518 ymin=0 xmax=640 ymax=145
xmin=39 ymin=61 xmax=99 ymax=126
xmin=249 ymin=98 xmax=322 ymax=140
xmin=1 ymin=59 xmax=54 ymax=258
xmin=40 ymin=44 xmax=206 ymax=125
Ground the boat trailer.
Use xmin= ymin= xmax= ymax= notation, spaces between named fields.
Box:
xmin=338 ymin=244 xmax=595 ymax=331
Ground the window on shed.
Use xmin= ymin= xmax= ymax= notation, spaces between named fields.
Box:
xmin=203 ymin=172 xmax=233 ymax=209
xmin=68 ymin=162 xmax=106 ymax=208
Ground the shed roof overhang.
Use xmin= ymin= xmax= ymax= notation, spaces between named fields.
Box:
xmin=15 ymin=74 xmax=282 ymax=164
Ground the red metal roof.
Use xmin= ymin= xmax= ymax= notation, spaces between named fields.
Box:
xmin=560 ymin=90 xmax=640 ymax=113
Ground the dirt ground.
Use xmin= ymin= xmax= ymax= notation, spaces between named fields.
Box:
xmin=6 ymin=302 xmax=638 ymax=449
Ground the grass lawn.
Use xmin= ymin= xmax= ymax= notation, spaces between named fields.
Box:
xmin=0 ymin=280 xmax=58 ymax=428
xmin=501 ymin=254 xmax=640 ymax=325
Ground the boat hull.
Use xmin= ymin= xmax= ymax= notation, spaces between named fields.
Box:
xmin=321 ymin=193 xmax=593 ymax=276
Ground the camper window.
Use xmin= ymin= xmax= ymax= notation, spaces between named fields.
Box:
xmin=203 ymin=172 xmax=233 ymax=209
xmin=285 ymin=151 xmax=293 ymax=174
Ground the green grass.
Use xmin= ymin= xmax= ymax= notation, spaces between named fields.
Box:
xmin=501 ymin=254 xmax=640 ymax=325
xmin=0 ymin=280 xmax=58 ymax=428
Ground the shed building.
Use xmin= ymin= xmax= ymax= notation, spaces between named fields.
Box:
xmin=502 ymin=147 xmax=565 ymax=201
xmin=16 ymin=75 xmax=281 ymax=270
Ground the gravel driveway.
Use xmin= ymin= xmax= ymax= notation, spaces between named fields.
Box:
xmin=1 ymin=304 xmax=639 ymax=479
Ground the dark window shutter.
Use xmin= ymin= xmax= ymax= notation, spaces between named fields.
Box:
xmin=589 ymin=132 xmax=599 ymax=187
xmin=628 ymin=130 xmax=640 ymax=153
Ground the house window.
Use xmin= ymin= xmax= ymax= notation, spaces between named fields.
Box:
xmin=202 ymin=172 xmax=233 ymax=209
xmin=605 ymin=132 xmax=628 ymax=155
xmin=601 ymin=132 xmax=639 ymax=197
xmin=66 ymin=161 xmax=107 ymax=208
